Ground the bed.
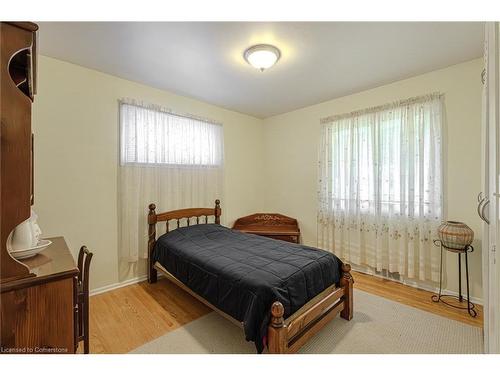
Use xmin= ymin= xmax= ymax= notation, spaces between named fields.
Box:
xmin=147 ymin=199 xmax=353 ymax=354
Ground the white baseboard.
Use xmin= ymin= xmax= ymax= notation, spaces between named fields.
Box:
xmin=90 ymin=273 xmax=165 ymax=296
xmin=90 ymin=275 xmax=149 ymax=296
xmin=351 ymin=264 xmax=483 ymax=305
xmin=90 ymin=265 xmax=483 ymax=307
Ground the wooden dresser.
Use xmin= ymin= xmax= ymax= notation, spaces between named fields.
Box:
xmin=232 ymin=213 xmax=301 ymax=243
xmin=0 ymin=237 xmax=78 ymax=353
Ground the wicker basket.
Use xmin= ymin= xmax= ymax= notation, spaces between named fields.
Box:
xmin=437 ymin=221 xmax=474 ymax=252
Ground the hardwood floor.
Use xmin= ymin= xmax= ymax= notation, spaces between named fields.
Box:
xmin=87 ymin=278 xmax=210 ymax=353
xmin=85 ymin=272 xmax=483 ymax=353
xmin=351 ymin=271 xmax=483 ymax=328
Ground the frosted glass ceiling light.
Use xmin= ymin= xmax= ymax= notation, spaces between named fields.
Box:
xmin=244 ymin=44 xmax=281 ymax=72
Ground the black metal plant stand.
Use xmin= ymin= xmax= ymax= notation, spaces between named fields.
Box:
xmin=431 ymin=240 xmax=477 ymax=317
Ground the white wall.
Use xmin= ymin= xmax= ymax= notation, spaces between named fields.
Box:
xmin=262 ymin=58 xmax=484 ymax=300
xmin=32 ymin=55 xmax=265 ymax=290
xmin=33 ymin=56 xmax=484 ymax=300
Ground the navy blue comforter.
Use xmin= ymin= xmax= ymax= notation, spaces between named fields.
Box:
xmin=152 ymin=224 xmax=342 ymax=353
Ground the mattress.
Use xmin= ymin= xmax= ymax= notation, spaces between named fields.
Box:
xmin=152 ymin=224 xmax=342 ymax=353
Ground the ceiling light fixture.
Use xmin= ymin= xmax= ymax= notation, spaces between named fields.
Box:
xmin=243 ymin=44 xmax=281 ymax=72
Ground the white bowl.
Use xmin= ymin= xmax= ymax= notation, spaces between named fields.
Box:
xmin=9 ymin=239 xmax=52 ymax=260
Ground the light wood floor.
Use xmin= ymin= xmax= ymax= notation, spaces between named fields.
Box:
xmin=88 ymin=278 xmax=210 ymax=353
xmin=351 ymin=271 xmax=483 ymax=328
xmin=86 ymin=271 xmax=483 ymax=353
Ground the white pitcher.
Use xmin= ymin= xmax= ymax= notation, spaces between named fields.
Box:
xmin=9 ymin=210 xmax=41 ymax=251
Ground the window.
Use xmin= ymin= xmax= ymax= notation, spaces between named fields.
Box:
xmin=318 ymin=93 xmax=443 ymax=282
xmin=120 ymin=102 xmax=223 ymax=166
xmin=118 ymin=100 xmax=224 ymax=263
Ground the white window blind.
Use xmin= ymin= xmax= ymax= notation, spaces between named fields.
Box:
xmin=120 ymin=102 xmax=223 ymax=166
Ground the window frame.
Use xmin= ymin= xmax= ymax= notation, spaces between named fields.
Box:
xmin=119 ymin=101 xmax=224 ymax=168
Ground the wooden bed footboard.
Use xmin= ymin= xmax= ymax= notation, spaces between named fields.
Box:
xmin=267 ymin=263 xmax=353 ymax=354
xmin=146 ymin=199 xmax=353 ymax=354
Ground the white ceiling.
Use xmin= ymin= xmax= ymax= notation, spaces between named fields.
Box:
xmin=38 ymin=22 xmax=484 ymax=118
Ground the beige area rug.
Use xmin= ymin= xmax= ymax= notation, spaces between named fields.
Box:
xmin=131 ymin=289 xmax=483 ymax=354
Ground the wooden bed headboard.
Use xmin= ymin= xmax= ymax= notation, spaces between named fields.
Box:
xmin=147 ymin=199 xmax=221 ymax=283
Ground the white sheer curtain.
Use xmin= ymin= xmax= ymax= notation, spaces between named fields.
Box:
xmin=318 ymin=93 xmax=443 ymax=282
xmin=119 ymin=99 xmax=224 ymax=262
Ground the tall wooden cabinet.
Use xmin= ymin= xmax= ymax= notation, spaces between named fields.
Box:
xmin=0 ymin=22 xmax=78 ymax=354
xmin=0 ymin=21 xmax=37 ymax=283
